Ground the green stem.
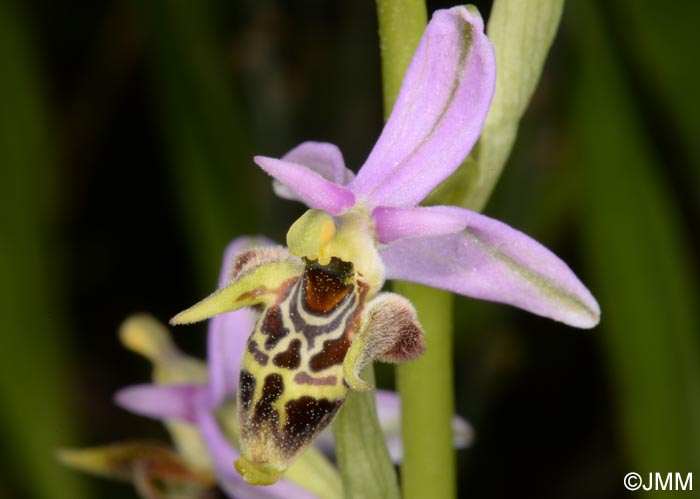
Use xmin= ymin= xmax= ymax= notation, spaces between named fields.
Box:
xmin=376 ymin=0 xmax=427 ymax=113
xmin=377 ymin=2 xmax=568 ymax=498
xmin=376 ymin=2 xmax=457 ymax=499
xmin=324 ymin=2 xmax=430 ymax=497
xmin=395 ymin=285 xmax=455 ymax=499
xmin=333 ymin=2 xmax=430 ymax=497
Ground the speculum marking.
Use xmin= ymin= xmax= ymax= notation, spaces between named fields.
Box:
xmin=283 ymin=396 xmax=343 ymax=453
xmin=239 ymin=369 xmax=256 ymax=413
xmin=294 ymin=372 xmax=337 ymax=386
xmin=272 ymin=338 xmax=302 ymax=369
xmin=247 ymin=340 xmax=269 ymax=366
xmin=303 ymin=258 xmax=354 ymax=314
xmin=252 ymin=373 xmax=284 ymax=427
xmin=261 ymin=306 xmax=290 ymax=350
xmin=309 ymin=335 xmax=351 ymax=372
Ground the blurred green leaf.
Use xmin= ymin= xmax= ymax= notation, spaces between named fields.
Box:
xmin=137 ymin=0 xmax=257 ymax=287
xmin=464 ymin=0 xmax=565 ymax=211
xmin=0 ymin=3 xmax=87 ymax=499
xmin=333 ymin=366 xmax=400 ymax=499
xmin=572 ymin=0 xmax=700 ymax=486
xmin=612 ymin=0 xmax=700 ymax=208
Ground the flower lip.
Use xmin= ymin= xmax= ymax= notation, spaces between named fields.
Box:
xmin=304 ymin=256 xmax=354 ymax=280
xmin=193 ymin=394 xmax=318 ymax=499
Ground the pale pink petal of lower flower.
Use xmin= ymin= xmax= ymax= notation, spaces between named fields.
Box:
xmin=207 ymin=308 xmax=256 ymax=408
xmin=195 ymin=403 xmax=316 ymax=499
xmin=114 ymin=384 xmax=201 ymax=423
xmin=380 ymin=208 xmax=601 ymax=328
xmin=374 ymin=390 xmax=473 ymax=463
xmin=349 ymin=6 xmax=496 ymax=207
xmin=208 ymin=236 xmax=273 ymax=408
xmin=314 ymin=390 xmax=472 ymax=464
xmin=255 ymin=156 xmax=355 ymax=215
xmin=273 ymin=142 xmax=355 ymax=201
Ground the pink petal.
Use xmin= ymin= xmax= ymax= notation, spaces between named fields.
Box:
xmin=255 ymin=156 xmax=355 ymax=215
xmin=273 ymin=142 xmax=355 ymax=201
xmin=374 ymin=390 xmax=472 ymax=463
xmin=372 ymin=205 xmax=467 ymax=244
xmin=114 ymin=384 xmax=202 ymax=423
xmin=195 ymin=405 xmax=315 ymax=499
xmin=207 ymin=309 xmax=257 ymax=408
xmin=349 ymin=6 xmax=496 ymax=207
xmin=208 ymin=237 xmax=272 ymax=408
xmin=380 ymin=208 xmax=601 ymax=328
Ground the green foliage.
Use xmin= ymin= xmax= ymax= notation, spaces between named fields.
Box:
xmin=0 ymin=3 xmax=87 ymax=499
xmin=333 ymin=366 xmax=400 ymax=499
xmin=137 ymin=0 xmax=257 ymax=287
xmin=430 ymin=0 xmax=565 ymax=211
xmin=612 ymin=0 xmax=700 ymax=209
xmin=573 ymin=0 xmax=700 ymax=488
xmin=3 ymin=0 xmax=700 ymax=497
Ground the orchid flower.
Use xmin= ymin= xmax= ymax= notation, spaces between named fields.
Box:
xmin=255 ymin=5 xmax=599 ymax=329
xmin=116 ymin=237 xmax=336 ymax=499
xmin=61 ymin=237 xmax=471 ymax=499
xmin=170 ymin=4 xmax=598 ymax=487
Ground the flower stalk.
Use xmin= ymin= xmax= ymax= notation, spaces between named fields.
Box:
xmin=330 ymin=5 xmax=435 ymax=498
xmin=375 ymin=1 xmax=458 ymax=498
xmin=376 ymin=0 xmax=427 ymax=114
xmin=395 ymin=284 xmax=455 ymax=499
xmin=381 ymin=1 xmax=571 ymax=497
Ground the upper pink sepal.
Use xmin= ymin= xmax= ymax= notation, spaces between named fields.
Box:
xmin=349 ymin=6 xmax=496 ymax=207
xmin=273 ymin=142 xmax=355 ymax=202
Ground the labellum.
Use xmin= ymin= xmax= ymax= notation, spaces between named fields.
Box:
xmin=171 ymin=210 xmax=426 ymax=485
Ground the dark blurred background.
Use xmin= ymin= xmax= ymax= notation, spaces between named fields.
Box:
xmin=1 ymin=0 xmax=699 ymax=498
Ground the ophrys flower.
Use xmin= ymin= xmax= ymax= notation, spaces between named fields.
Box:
xmin=171 ymin=4 xmax=599 ymax=487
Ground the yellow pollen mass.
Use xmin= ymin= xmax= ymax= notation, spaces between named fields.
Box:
xmin=286 ymin=209 xmax=336 ymax=260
